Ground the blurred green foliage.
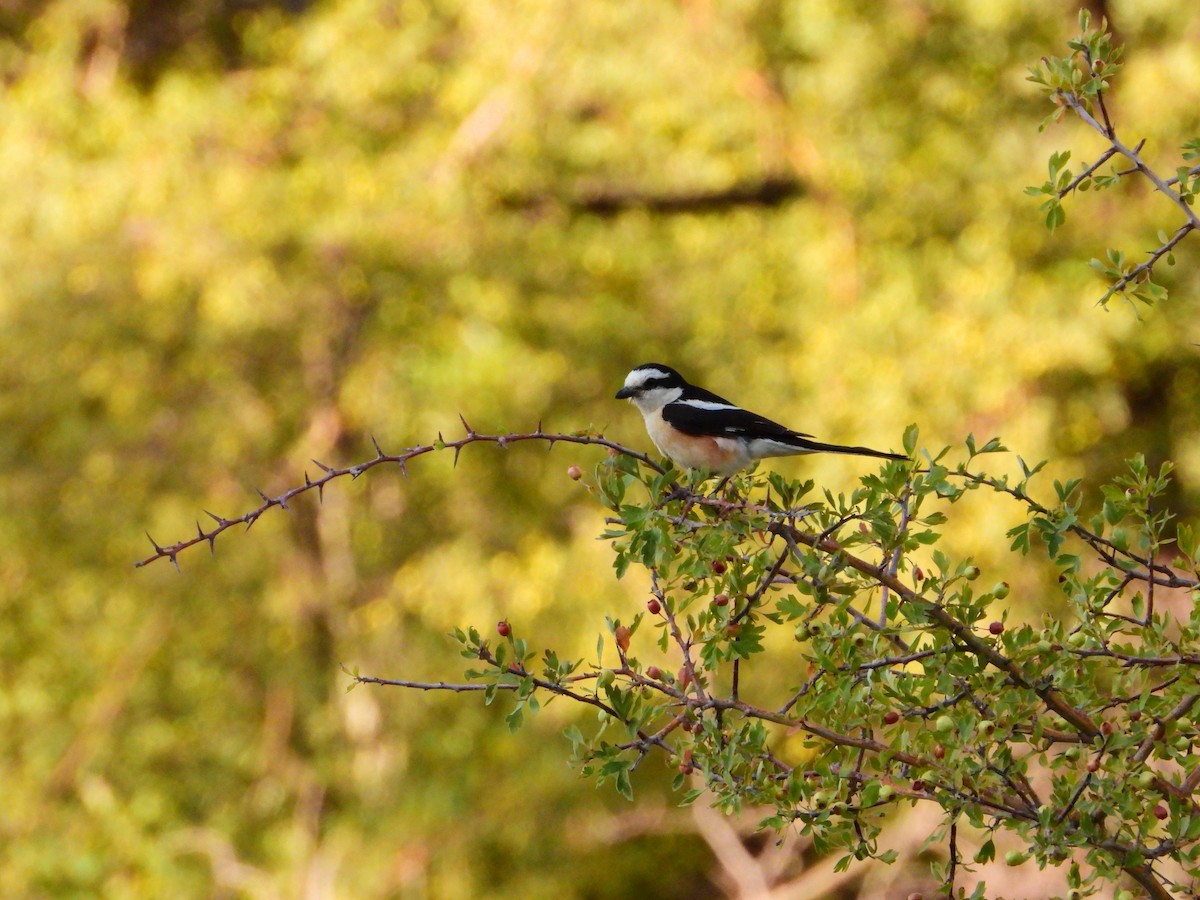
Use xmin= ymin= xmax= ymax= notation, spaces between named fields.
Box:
xmin=1 ymin=0 xmax=1199 ymax=896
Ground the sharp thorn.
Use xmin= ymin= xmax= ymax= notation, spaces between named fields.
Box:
xmin=196 ymin=521 xmax=205 ymax=539
xmin=256 ymin=488 xmax=273 ymax=505
xmin=278 ymin=494 xmax=290 ymax=511
xmin=350 ymin=465 xmax=363 ymax=480
xmin=204 ymin=509 xmax=227 ymax=526
xmin=459 ymin=413 xmax=474 ymax=435
xmin=146 ymin=532 xmax=163 ymax=553
xmin=169 ymin=553 xmax=181 ymax=573
xmin=304 ymin=471 xmax=312 ymax=486
xmin=312 ymin=458 xmax=333 ymax=474
xmin=317 ymin=482 xmax=325 ymax=503
xmin=371 ymin=433 xmax=385 ymax=458
xmin=207 ymin=533 xmax=217 ymax=555
xmin=398 ymin=461 xmax=408 ymax=479
xmin=536 ymin=420 xmax=543 ymax=434
xmin=453 ymin=445 xmax=462 ymax=468
xmin=245 ymin=513 xmax=259 ymax=532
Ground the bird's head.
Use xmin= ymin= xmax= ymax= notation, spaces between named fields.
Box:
xmin=615 ymin=363 xmax=687 ymax=413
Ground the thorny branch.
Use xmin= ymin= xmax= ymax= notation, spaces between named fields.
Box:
xmin=1060 ymin=92 xmax=1200 ymax=234
xmin=134 ymin=425 xmax=661 ymax=569
xmin=1041 ymin=38 xmax=1200 ymax=311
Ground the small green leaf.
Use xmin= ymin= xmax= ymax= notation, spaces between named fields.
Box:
xmin=975 ymin=839 xmax=996 ymax=864
xmin=1045 ymin=201 xmax=1066 ymax=231
xmin=506 ymin=704 xmax=524 ymax=731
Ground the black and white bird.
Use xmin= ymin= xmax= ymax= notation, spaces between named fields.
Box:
xmin=615 ymin=363 xmax=905 ymax=475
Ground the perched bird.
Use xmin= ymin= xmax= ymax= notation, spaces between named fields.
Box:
xmin=615 ymin=363 xmax=905 ymax=475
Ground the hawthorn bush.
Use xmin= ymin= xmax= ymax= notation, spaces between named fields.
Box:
xmin=144 ymin=421 xmax=1200 ymax=898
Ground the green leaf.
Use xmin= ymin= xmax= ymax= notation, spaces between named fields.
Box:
xmin=903 ymin=423 xmax=919 ymax=455
xmin=680 ymin=788 xmax=704 ymax=807
xmin=975 ymin=839 xmax=996 ymax=864
xmin=615 ymin=767 xmax=633 ymax=801
xmin=563 ymin=725 xmax=585 ymax=751
xmin=506 ymin=704 xmax=524 ymax=731
xmin=1044 ymin=201 xmax=1065 ymax=231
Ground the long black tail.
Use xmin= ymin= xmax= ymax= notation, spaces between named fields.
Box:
xmin=790 ymin=436 xmax=906 ymax=461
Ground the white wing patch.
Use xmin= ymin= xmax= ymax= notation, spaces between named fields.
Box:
xmin=676 ymin=398 xmax=738 ymax=411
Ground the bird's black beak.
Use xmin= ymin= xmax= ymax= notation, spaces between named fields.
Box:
xmin=615 ymin=387 xmax=635 ymax=400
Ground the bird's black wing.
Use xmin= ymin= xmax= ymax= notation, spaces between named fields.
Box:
xmin=662 ymin=399 xmax=813 ymax=440
xmin=664 ymin=398 xmax=905 ymax=460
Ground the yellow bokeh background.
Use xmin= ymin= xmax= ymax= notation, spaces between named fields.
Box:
xmin=2 ymin=1 xmax=1199 ymax=896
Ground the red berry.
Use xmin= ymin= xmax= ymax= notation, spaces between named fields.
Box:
xmin=645 ymin=665 xmax=663 ymax=680
xmin=912 ymin=780 xmax=926 ymax=793
xmin=496 ymin=620 xmax=511 ymax=638
xmin=933 ymin=744 xmax=946 ymax=760
xmin=1155 ymin=804 xmax=1169 ymax=820
xmin=989 ymin=621 xmax=1004 ymax=635
xmin=883 ymin=711 xmax=900 ymax=725
xmin=711 ymin=560 xmax=727 ymax=575
xmin=647 ymin=599 xmax=661 ymax=615
xmin=1101 ymin=720 xmax=1115 ymax=735
xmin=914 ymin=566 xmax=925 ymax=582
xmin=566 ymin=465 xmax=583 ymax=480
xmin=713 ymin=593 xmax=729 ymax=607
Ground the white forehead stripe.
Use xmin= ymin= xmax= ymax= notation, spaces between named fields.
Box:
xmin=624 ymin=367 xmax=674 ymax=389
